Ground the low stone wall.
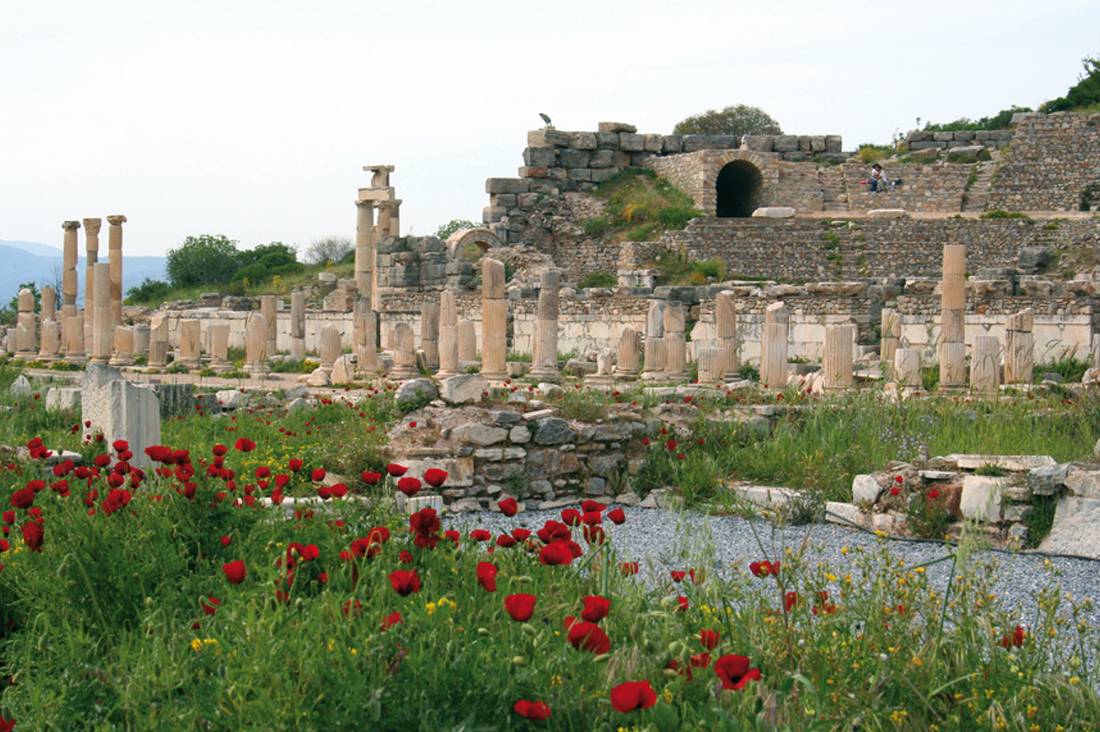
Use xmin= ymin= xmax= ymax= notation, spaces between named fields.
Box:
xmin=988 ymin=112 xmax=1100 ymax=211
xmin=155 ymin=308 xmax=356 ymax=353
xmin=905 ymin=128 xmax=1014 ymax=150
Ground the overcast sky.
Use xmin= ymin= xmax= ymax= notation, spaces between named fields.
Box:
xmin=2 ymin=0 xmax=1097 ymax=257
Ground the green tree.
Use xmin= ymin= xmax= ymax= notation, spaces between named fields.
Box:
xmin=125 ymin=278 xmax=173 ymax=305
xmin=232 ymin=242 xmax=302 ymax=284
xmin=166 ymin=235 xmax=240 ymax=288
xmin=304 ymin=236 xmax=353 ymax=265
xmin=1042 ymin=52 xmax=1100 ymax=112
xmin=0 ymin=282 xmax=38 ymax=325
xmin=434 ymin=219 xmax=478 ymax=240
xmin=673 ymin=104 xmax=782 ymax=137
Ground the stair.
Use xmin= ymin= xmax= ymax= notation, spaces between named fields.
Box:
xmin=962 ymin=158 xmax=997 ymax=212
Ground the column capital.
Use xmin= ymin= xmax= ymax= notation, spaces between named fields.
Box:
xmin=354 ymin=199 xmax=377 ymax=209
xmin=106 ymin=214 xmax=127 ymax=226
xmin=62 ymin=220 xmax=81 ymax=231
xmin=82 ymin=218 xmax=103 ymax=235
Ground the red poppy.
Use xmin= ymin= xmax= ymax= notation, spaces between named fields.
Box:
xmin=583 ymin=524 xmax=606 ymax=545
xmin=581 ymin=595 xmax=611 ymax=623
xmin=749 ymin=560 xmax=780 ymax=577
xmin=477 ymin=561 xmax=498 ymax=592
xmin=927 ymin=487 xmax=941 ymax=500
xmin=511 ymin=528 xmax=532 ymax=542
xmin=676 ymin=596 xmax=689 ymax=612
xmin=560 ymin=508 xmax=581 ymax=526
xmin=610 ymin=680 xmax=657 ymax=713
xmin=539 ymin=540 xmax=575 ymax=566
xmin=504 ymin=593 xmax=537 ymax=622
xmin=470 ymin=529 xmax=491 ymax=542
xmin=498 ymin=497 xmax=518 ymax=516
xmin=220 ymin=535 xmax=232 ymax=547
xmin=1000 ymin=624 xmax=1026 ymax=649
xmin=310 ymin=468 xmax=326 ymax=482
xmin=288 ymin=458 xmax=303 ymax=472
xmin=536 ymin=520 xmax=570 ymax=544
xmin=423 ymin=468 xmax=448 ymax=487
xmin=21 ymin=521 xmax=43 ymax=552
xmin=581 ymin=499 xmax=604 ymax=513
xmin=670 ymin=570 xmax=686 ymax=583
xmin=607 ymin=507 xmax=626 ymax=524
xmin=567 ymin=621 xmax=610 ymax=653
xmin=714 ymin=654 xmax=762 ymax=690
xmin=381 ymin=611 xmax=403 ymax=630
xmin=889 ymin=486 xmax=901 ymax=497
xmin=699 ymin=628 xmax=720 ymax=649
xmin=620 ymin=561 xmax=639 ymax=576
xmin=10 ymin=487 xmax=34 ymax=509
xmin=202 ymin=596 xmax=221 ymax=616
xmin=388 ymin=569 xmax=421 ymax=596
xmin=513 ymin=700 xmax=551 ymax=721
xmin=386 ymin=463 xmax=408 ymax=477
xmin=496 ymin=534 xmax=517 ymax=549
xmin=0 ymin=716 xmax=15 ymax=732
xmin=397 ymin=476 xmax=422 ymax=497
xmin=222 ymin=560 xmax=247 ymax=584
xmin=690 ymin=652 xmax=711 ymax=669
xmin=785 ymin=591 xmax=799 ymax=613
xmin=234 ymin=438 xmax=256 ymax=452
xmin=398 ymin=550 xmax=414 ymax=564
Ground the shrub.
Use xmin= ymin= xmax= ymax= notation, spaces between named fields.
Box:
xmin=581 ymin=217 xmax=609 ymax=237
xmin=166 ymin=235 xmax=240 ymax=288
xmin=125 ymin=278 xmax=174 ymax=305
xmin=980 ymin=210 xmax=1032 ymax=221
xmin=1035 ymin=355 xmax=1091 ymax=383
xmin=672 ymin=104 xmax=782 ymax=137
xmin=856 ymin=144 xmax=893 ymax=164
xmin=304 ymin=236 xmax=353 ymax=265
xmin=578 ymin=271 xmax=616 ymax=289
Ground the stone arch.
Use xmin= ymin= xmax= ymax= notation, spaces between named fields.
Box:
xmin=1081 ymin=181 xmax=1100 ymax=212
xmin=445 ymin=227 xmax=503 ymax=259
xmin=716 ymin=160 xmax=764 ymax=217
xmin=692 ymin=150 xmax=781 ymax=216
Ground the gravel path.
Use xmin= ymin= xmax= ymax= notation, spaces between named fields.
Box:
xmin=450 ymin=507 xmax=1100 ymax=631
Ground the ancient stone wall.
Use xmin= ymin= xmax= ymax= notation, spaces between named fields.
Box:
xmin=905 ymin=128 xmax=1015 ymax=150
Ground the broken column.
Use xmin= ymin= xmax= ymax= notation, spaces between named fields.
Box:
xmin=530 ymin=270 xmax=561 ymax=381
xmin=106 ymin=215 xmax=126 ymax=328
xmin=696 ymin=346 xmax=723 ymax=386
xmin=585 ymin=349 xmax=616 ymax=387
xmin=480 ymin=258 xmax=508 ymax=381
xmin=37 ymin=285 xmax=59 ymax=360
xmin=245 ymin=314 xmax=269 ymax=376
xmin=91 ymin=263 xmax=112 ymax=363
xmin=438 ymin=290 xmax=459 ymax=378
xmin=938 ymin=244 xmax=967 ymax=389
xmin=457 ymin=319 xmax=477 ymax=365
xmin=176 ymin=319 xmax=201 ymax=369
xmin=614 ymin=327 xmax=641 ymax=380
xmin=823 ymin=323 xmax=855 ymax=391
xmin=132 ymin=323 xmax=149 ymax=360
xmin=319 ymin=326 xmax=341 ymax=375
xmin=260 ymin=295 xmax=277 ymax=356
xmin=353 ymin=299 xmax=378 ymax=376
xmin=1003 ymin=308 xmax=1034 ymax=385
xmin=81 ymin=369 xmax=161 ymax=470
xmin=354 ymin=200 xmax=375 ymax=298
xmin=420 ymin=300 xmax=440 ymax=372
xmin=760 ymin=302 xmax=789 ymax=389
xmin=663 ymin=302 xmax=687 ymax=380
xmin=63 ymin=315 xmax=85 ymax=364
xmin=640 ymin=300 xmax=666 ymax=381
xmin=970 ymin=335 xmax=1000 ymax=395
xmin=148 ymin=319 xmax=169 ymax=368
xmin=289 ymin=289 xmax=306 ymax=359
xmin=390 ymin=322 xmax=418 ymax=380
xmin=14 ymin=288 xmax=36 ymax=358
xmin=880 ymin=308 xmax=900 ymax=373
xmin=109 ymin=327 xmax=134 ymax=367
xmin=83 ymin=217 xmax=101 ymax=352
xmin=208 ymin=323 xmax=232 ymax=373
xmin=894 ymin=348 xmax=923 ymax=388
xmin=61 ymin=220 xmax=80 ymax=355
xmin=715 ymin=291 xmax=739 ymax=379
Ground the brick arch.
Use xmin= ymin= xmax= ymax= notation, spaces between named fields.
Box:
xmin=696 ymin=151 xmax=781 ymax=216
xmin=1081 ymin=181 xmax=1100 ymax=212
xmin=445 ymin=227 xmax=504 ymax=259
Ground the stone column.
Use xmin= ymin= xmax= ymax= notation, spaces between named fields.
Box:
xmin=1003 ymin=308 xmax=1034 ymax=385
xmin=823 ymin=323 xmax=855 ymax=391
xmin=354 ymin=299 xmax=379 ymax=375
xmin=83 ymin=218 xmax=101 ymax=352
xmin=970 ymin=335 xmax=1000 ymax=395
xmin=109 ymin=326 xmax=134 ymax=367
xmin=177 ymin=319 xmax=201 ymax=369
xmin=106 ymin=215 xmax=126 ymax=328
xmin=438 ymin=290 xmax=459 ymax=377
xmin=760 ymin=302 xmax=789 ymax=389
xmin=480 ymin=258 xmax=508 ymax=381
xmin=63 ymin=315 xmax=86 ymax=364
xmin=457 ymin=319 xmax=477 ymax=364
xmin=319 ymin=326 xmax=341 ymax=374
xmin=894 ymin=348 xmax=922 ymax=388
xmin=420 ymin=300 xmax=440 ymax=371
xmin=880 ymin=308 xmax=900 ymax=373
xmin=663 ymin=302 xmax=687 ymax=380
xmin=640 ymin=300 xmax=666 ymax=381
xmin=148 ymin=320 xmax=169 ymax=368
xmin=938 ymin=244 xmax=967 ymax=389
xmin=208 ymin=323 xmax=232 ymax=373
xmin=585 ymin=349 xmax=616 ymax=387
xmin=530 ymin=270 xmax=561 ymax=381
xmin=260 ymin=295 xmax=277 ymax=356
xmin=614 ymin=327 xmax=641 ymax=380
xmin=245 ymin=313 xmax=269 ymax=376
xmin=390 ymin=322 xmax=418 ymax=380
xmin=90 ymin=263 xmax=112 ymax=363
xmin=715 ymin=291 xmax=739 ymax=379
xmin=37 ymin=286 xmax=58 ymax=361
xmin=290 ymin=289 xmax=306 ymax=359
xmin=132 ymin=323 xmax=150 ymax=360
xmin=354 ymin=201 xmax=375 ymax=298
xmin=696 ymin=346 xmax=722 ymax=386
xmin=61 ymin=221 xmax=80 ymax=353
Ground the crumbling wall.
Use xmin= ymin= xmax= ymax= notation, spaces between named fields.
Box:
xmin=988 ymin=112 xmax=1100 ymax=211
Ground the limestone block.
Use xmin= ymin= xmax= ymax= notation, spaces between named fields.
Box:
xmin=959 ymin=475 xmax=1005 ymax=522
xmin=82 ymin=377 xmax=161 ymax=469
xmin=440 ymin=374 xmax=487 ymax=405
xmin=852 ymin=474 xmax=883 ymax=503
xmin=750 ymin=207 xmax=796 ymax=218
xmin=1039 ymin=497 xmax=1100 ymax=559
xmin=45 ymin=386 xmax=81 ymax=412
xmin=867 ymin=209 xmax=907 ymax=219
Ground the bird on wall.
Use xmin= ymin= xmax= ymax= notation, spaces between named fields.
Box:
xmin=539 ymin=113 xmax=552 ymax=127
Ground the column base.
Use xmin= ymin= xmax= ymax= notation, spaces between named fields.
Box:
xmin=613 ymin=369 xmax=640 ymax=381
xmin=528 ymin=368 xmax=561 ymax=383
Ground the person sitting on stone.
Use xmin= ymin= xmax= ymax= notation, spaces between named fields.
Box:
xmin=869 ymin=163 xmax=888 ymax=193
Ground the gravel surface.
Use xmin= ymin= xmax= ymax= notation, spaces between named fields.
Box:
xmin=450 ymin=507 xmax=1100 ymax=630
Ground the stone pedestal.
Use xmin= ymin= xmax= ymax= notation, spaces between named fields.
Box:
xmin=1003 ymin=308 xmax=1034 ymax=385
xmin=245 ymin=314 xmax=269 ymax=376
xmin=438 ymin=291 xmax=459 ymax=377
xmin=584 ymin=349 xmax=616 ymax=388
xmin=177 ymin=319 xmax=202 ymax=369
xmin=457 ymin=319 xmax=477 ymax=365
xmin=662 ymin=302 xmax=687 ymax=380
xmin=132 ymin=323 xmax=150 ymax=360
xmin=91 ymin=263 xmax=113 ymax=364
xmin=614 ymin=327 xmax=641 ymax=380
xmin=106 ymin=215 xmax=126 ymax=328
xmin=354 ymin=299 xmax=379 ymax=376
xmin=81 ymin=371 xmax=161 ymax=470
xmin=390 ymin=322 xmax=418 ymax=380
xmin=823 ymin=323 xmax=855 ymax=391
xmin=715 ymin=290 xmax=739 ymax=378
xmin=894 ymin=348 xmax=922 ymax=388
xmin=208 ymin=323 xmax=232 ymax=373
xmin=480 ymin=258 xmax=508 ymax=381
xmin=760 ymin=302 xmax=789 ymax=389
xmin=14 ymin=288 xmax=36 ymax=357
xmin=970 ymin=335 xmax=1000 ymax=395
xmin=83 ymin=218 xmax=101 ymax=352
xmin=319 ymin=326 xmax=341 ymax=375
xmin=63 ymin=315 xmax=86 ymax=364
xmin=420 ymin=300 xmax=440 ymax=371
xmin=640 ymin=300 xmax=666 ymax=381
xmin=696 ymin=346 xmax=722 ymax=386
xmin=260 ymin=295 xmax=278 ymax=356
xmin=938 ymin=244 xmax=967 ymax=389
xmin=880 ymin=308 xmax=900 ymax=373
xmin=148 ymin=320 xmax=169 ymax=368
xmin=109 ymin=326 xmax=135 ymax=367
xmin=290 ymin=288 xmax=306 ymax=359
xmin=530 ymin=270 xmax=561 ymax=381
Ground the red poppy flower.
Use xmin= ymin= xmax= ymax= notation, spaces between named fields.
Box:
xmin=889 ymin=486 xmax=901 ymax=497
xmin=202 ymin=596 xmax=221 ymax=616
xmin=222 ymin=560 xmax=247 ymax=584
xmin=610 ymin=680 xmax=657 ymax=713
xmin=0 ymin=716 xmax=15 ymax=732
xmin=676 ymin=596 xmax=689 ymax=612
xmin=469 ymin=529 xmax=491 ymax=542
xmin=670 ymin=570 xmax=686 ymax=583
xmin=714 ymin=654 xmax=762 ymax=690
xmin=288 ymin=458 xmax=303 ymax=472
xmin=539 ymin=540 xmax=575 ymax=566
xmin=397 ymin=476 xmax=421 ymax=497
xmin=220 ymin=535 xmax=232 ymax=547
xmin=310 ymin=467 xmax=326 ymax=482
xmin=388 ymin=569 xmax=421 ymax=596
xmin=386 ymin=463 xmax=408 ymax=477
xmin=360 ymin=470 xmax=382 ymax=485
xmin=699 ymin=628 xmax=720 ymax=649
xmin=234 ymin=438 xmax=256 ymax=452
xmin=381 ymin=611 xmax=402 ymax=630
xmin=496 ymin=534 xmax=517 ymax=548
xmin=423 ymin=468 xmax=448 ymax=487
xmin=398 ymin=550 xmax=414 ymax=564
xmin=1000 ymin=624 xmax=1026 ymax=649
xmin=607 ymin=507 xmax=626 ymax=524
xmin=581 ymin=499 xmax=604 ymax=513
xmin=477 ymin=561 xmax=498 ymax=592
xmin=567 ymin=621 xmax=610 ymax=653
xmin=581 ymin=510 xmax=603 ymax=526
xmin=927 ymin=487 xmax=941 ymax=500
xmin=498 ymin=497 xmax=518 ymax=516
xmin=620 ymin=561 xmax=639 ymax=576
xmin=581 ymin=595 xmax=611 ymax=622
xmin=749 ymin=560 xmax=780 ymax=577
xmin=513 ymin=699 xmax=551 ymax=721
xmin=10 ymin=487 xmax=35 ymax=509
xmin=504 ymin=593 xmax=537 ymax=622
xmin=536 ymin=520 xmax=570 ymax=544
xmin=583 ymin=524 xmax=606 ymax=545
xmin=560 ymin=508 xmax=581 ymax=526
xmin=21 ymin=521 xmax=43 ymax=552
xmin=785 ymin=591 xmax=799 ymax=613
xmin=690 ymin=652 xmax=711 ymax=669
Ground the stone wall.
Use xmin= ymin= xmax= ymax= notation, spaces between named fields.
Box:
xmin=156 ymin=308 xmax=356 ymax=353
xmin=905 ymin=128 xmax=1015 ymax=150
xmin=987 ymin=112 xmax=1100 ymax=211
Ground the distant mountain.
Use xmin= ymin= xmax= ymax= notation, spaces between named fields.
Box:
xmin=0 ymin=241 xmax=166 ymax=307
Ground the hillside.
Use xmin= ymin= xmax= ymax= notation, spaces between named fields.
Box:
xmin=0 ymin=240 xmax=166 ymax=306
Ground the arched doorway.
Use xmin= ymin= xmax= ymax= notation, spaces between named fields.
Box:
xmin=715 ymin=161 xmax=763 ymax=218
xmin=1081 ymin=182 xmax=1100 ymax=212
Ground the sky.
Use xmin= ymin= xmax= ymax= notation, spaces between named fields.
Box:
xmin=2 ymin=0 xmax=1098 ymax=258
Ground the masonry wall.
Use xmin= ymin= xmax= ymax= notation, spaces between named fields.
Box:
xmin=988 ymin=112 xmax=1100 ymax=211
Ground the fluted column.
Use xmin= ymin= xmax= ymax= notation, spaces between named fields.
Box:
xmin=715 ymin=290 xmax=739 ymax=379
xmin=61 ymin=221 xmax=80 ymax=353
xmin=290 ymin=288 xmax=306 ymax=359
xmin=938 ymin=244 xmax=967 ymax=389
xmin=354 ymin=299 xmax=378 ymax=375
xmin=530 ymin=270 xmax=561 ymax=381
xmin=480 ymin=258 xmax=508 ymax=381
xmin=880 ymin=308 xmax=900 ymax=375
xmin=457 ymin=320 xmax=476 ymax=364
xmin=38 ymin=285 xmax=59 ymax=360
xmin=613 ymin=327 xmax=641 ymax=380
xmin=106 ymin=215 xmax=126 ymax=328
xmin=1003 ymin=309 xmax=1034 ymax=385
xmin=662 ymin=302 xmax=687 ymax=380
xmin=640 ymin=300 xmax=666 ymax=381
xmin=390 ymin=322 xmax=418 ymax=380
xmin=894 ymin=348 xmax=922 ymax=388
xmin=355 ymin=200 xmax=375 ymax=299
xmin=208 ymin=323 xmax=231 ymax=373
xmin=970 ymin=335 xmax=1000 ymax=395
xmin=177 ymin=320 xmax=202 ymax=369
xmin=420 ymin=300 xmax=440 ymax=371
xmin=90 ymin=262 xmax=112 ymax=363
xmin=245 ymin=314 xmax=269 ymax=376
xmin=260 ymin=295 xmax=277 ymax=356
xmin=438 ymin=291 xmax=459 ymax=377
xmin=760 ymin=302 xmax=789 ymax=389
xmin=823 ymin=323 xmax=855 ymax=391
xmin=83 ymin=217 xmax=102 ymax=352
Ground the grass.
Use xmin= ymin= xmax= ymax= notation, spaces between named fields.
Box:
xmin=1035 ymin=356 xmax=1091 ymax=383
xmin=980 ymin=210 xmax=1033 ymax=221
xmin=578 ymin=271 xmax=617 ymax=289
xmin=125 ymin=261 xmax=354 ymax=308
xmin=589 ymin=169 xmax=703 ymax=243
xmin=646 ymin=249 xmax=726 ymax=286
